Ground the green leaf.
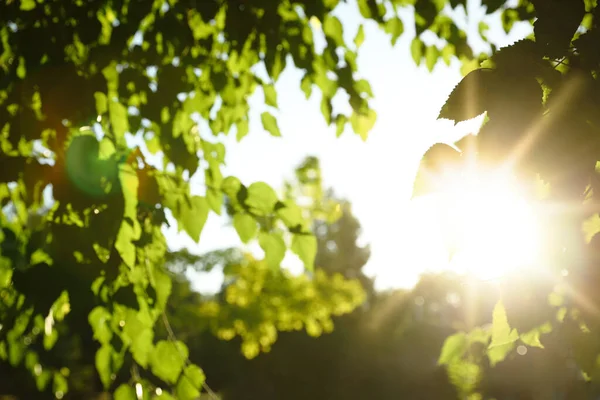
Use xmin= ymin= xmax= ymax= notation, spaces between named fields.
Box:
xmin=276 ymin=200 xmax=304 ymax=229
xmin=246 ymin=182 xmax=278 ymax=215
xmin=233 ymin=213 xmax=258 ymax=243
xmin=88 ymin=306 xmax=113 ymax=345
xmin=150 ymin=340 xmax=188 ymax=384
xmin=320 ymin=96 xmax=333 ymax=125
xmin=109 ymin=101 xmax=129 ymax=145
xmin=410 ymin=37 xmax=424 ymax=65
xmin=179 ymin=196 xmax=209 ymax=243
xmin=263 ymin=84 xmax=278 ymax=108
xmin=259 ymin=232 xmax=286 ymax=270
xmin=95 ymin=345 xmax=114 ymax=389
xmin=300 ymin=74 xmax=312 ymax=99
xmin=489 ymin=300 xmax=519 ymax=348
xmin=384 ymin=17 xmax=404 ymax=46
xmin=206 ymin=187 xmax=223 ymax=215
xmin=236 ymin=119 xmax=249 ymax=141
xmin=425 ymin=45 xmax=439 ymax=72
xmin=335 ymin=114 xmax=347 ymax=137
xmin=583 ymin=214 xmax=600 ymax=243
xmin=350 ymin=109 xmax=377 ymax=140
xmin=438 ymin=332 xmax=468 ymax=365
xmin=115 ymin=220 xmax=137 ymax=268
xmin=114 ymin=384 xmax=136 ymax=400
xmin=175 ymin=365 xmax=205 ymax=400
xmin=354 ymin=25 xmax=365 ymax=48
xmin=323 ymin=15 xmax=344 ymax=46
xmin=95 ymin=92 xmax=108 ymax=115
xmin=20 ymin=0 xmax=36 ymax=11
xmin=291 ymin=233 xmax=317 ymax=272
xmin=261 ymin=112 xmax=281 ymax=137
xmin=520 ymin=322 xmax=551 ymax=348
xmin=123 ymin=313 xmax=154 ymax=368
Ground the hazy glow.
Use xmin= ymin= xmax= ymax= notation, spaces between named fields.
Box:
xmin=435 ymin=170 xmax=541 ymax=280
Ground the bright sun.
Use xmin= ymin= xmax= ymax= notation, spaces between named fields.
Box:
xmin=430 ymin=170 xmax=542 ymax=281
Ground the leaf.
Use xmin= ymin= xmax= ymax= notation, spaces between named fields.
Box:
xmin=109 ymin=101 xmax=129 ymax=145
xmin=175 ymin=365 xmax=205 ymax=400
xmin=114 ymin=384 xmax=137 ymax=400
xmin=291 ymin=233 xmax=317 ymax=272
xmin=88 ymin=307 xmax=113 ymax=345
xmin=354 ymin=25 xmax=365 ymax=48
xmin=259 ymin=232 xmax=286 ymax=270
xmin=438 ymin=68 xmax=496 ymax=123
xmin=323 ymin=15 xmax=344 ymax=46
xmin=261 ymin=112 xmax=281 ymax=137
xmin=115 ymin=220 xmax=137 ymax=268
xmin=438 ymin=332 xmax=468 ymax=365
xmin=489 ymin=300 xmax=519 ymax=348
xmin=150 ymin=340 xmax=188 ymax=384
xmin=335 ymin=114 xmax=347 ymax=137
xmin=20 ymin=0 xmax=36 ymax=11
xmin=410 ymin=37 xmax=424 ymax=65
xmin=350 ymin=109 xmax=377 ymax=141
xmin=95 ymin=345 xmax=114 ymax=389
xmin=384 ymin=17 xmax=404 ymax=46
xmin=521 ymin=322 xmax=552 ymax=348
xmin=95 ymin=92 xmax=108 ymax=115
xmin=236 ymin=119 xmax=249 ymax=141
xmin=263 ymin=84 xmax=278 ymax=108
xmin=425 ymin=45 xmax=439 ymax=72
xmin=233 ymin=213 xmax=258 ymax=243
xmin=179 ymin=196 xmax=209 ymax=242
xmin=246 ymin=182 xmax=278 ymax=215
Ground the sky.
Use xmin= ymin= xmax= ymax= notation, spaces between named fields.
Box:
xmin=164 ymin=1 xmax=533 ymax=293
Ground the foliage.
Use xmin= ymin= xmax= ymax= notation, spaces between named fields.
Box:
xmin=0 ymin=0 xmax=573 ymax=397
xmin=413 ymin=0 xmax=600 ymax=396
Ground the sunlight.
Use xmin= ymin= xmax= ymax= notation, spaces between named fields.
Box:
xmin=434 ymin=169 xmax=542 ymax=281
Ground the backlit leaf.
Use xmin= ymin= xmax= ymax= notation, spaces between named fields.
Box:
xmin=259 ymin=231 xmax=286 ymax=270
xmin=438 ymin=332 xmax=468 ymax=365
xmin=179 ymin=196 xmax=209 ymax=242
xmin=291 ymin=233 xmax=317 ymax=272
xmin=150 ymin=341 xmax=188 ymax=384
xmin=233 ymin=213 xmax=258 ymax=243
xmin=175 ymin=365 xmax=205 ymax=400
xmin=261 ymin=112 xmax=281 ymax=137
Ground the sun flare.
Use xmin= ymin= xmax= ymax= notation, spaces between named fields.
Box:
xmin=431 ymin=170 xmax=542 ymax=281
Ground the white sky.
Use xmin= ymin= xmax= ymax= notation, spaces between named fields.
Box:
xmin=164 ymin=1 xmax=533 ymax=292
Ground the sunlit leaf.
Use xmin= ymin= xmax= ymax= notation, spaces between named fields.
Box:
xmin=261 ymin=112 xmax=281 ymax=137
xmin=233 ymin=213 xmax=258 ymax=243
xmin=150 ymin=341 xmax=188 ymax=384
xmin=354 ymin=25 xmax=365 ymax=48
xmin=438 ymin=332 xmax=468 ymax=365
xmin=259 ymin=232 xmax=286 ymax=270
xmin=114 ymin=384 xmax=136 ymax=400
xmin=291 ymin=233 xmax=317 ymax=272
xmin=179 ymin=196 xmax=209 ymax=243
xmin=246 ymin=182 xmax=278 ymax=215
xmin=175 ymin=365 xmax=205 ymax=400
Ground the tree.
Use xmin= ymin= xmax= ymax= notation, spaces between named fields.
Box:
xmin=413 ymin=0 xmax=600 ymax=397
xmin=0 ymin=0 xmax=575 ymax=398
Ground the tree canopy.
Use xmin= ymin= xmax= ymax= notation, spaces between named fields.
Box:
xmin=2 ymin=0 xmax=600 ymax=398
